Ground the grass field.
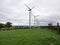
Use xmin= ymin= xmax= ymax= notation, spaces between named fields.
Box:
xmin=0 ymin=28 xmax=60 ymax=45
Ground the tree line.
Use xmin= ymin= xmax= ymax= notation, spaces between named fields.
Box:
xmin=0 ymin=22 xmax=12 ymax=31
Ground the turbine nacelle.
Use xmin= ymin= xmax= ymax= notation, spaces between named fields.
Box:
xmin=28 ymin=9 xmax=31 ymax=11
xmin=25 ymin=4 xmax=34 ymax=11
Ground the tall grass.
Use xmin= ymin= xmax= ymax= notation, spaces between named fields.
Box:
xmin=0 ymin=28 xmax=60 ymax=45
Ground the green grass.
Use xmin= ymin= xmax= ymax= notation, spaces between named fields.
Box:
xmin=0 ymin=28 xmax=60 ymax=45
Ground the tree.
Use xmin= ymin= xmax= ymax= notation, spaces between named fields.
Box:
xmin=5 ymin=22 xmax=12 ymax=28
xmin=0 ymin=23 xmax=4 ymax=31
xmin=57 ymin=22 xmax=59 ymax=27
xmin=57 ymin=22 xmax=60 ymax=34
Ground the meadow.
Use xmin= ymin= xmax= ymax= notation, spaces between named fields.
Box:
xmin=0 ymin=28 xmax=60 ymax=45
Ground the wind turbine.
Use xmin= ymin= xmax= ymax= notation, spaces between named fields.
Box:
xmin=25 ymin=4 xmax=34 ymax=28
xmin=32 ymin=13 xmax=39 ymax=27
xmin=36 ymin=19 xmax=40 ymax=27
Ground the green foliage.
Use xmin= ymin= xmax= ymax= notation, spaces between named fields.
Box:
xmin=0 ymin=22 xmax=12 ymax=31
xmin=57 ymin=22 xmax=59 ymax=27
xmin=0 ymin=28 xmax=60 ymax=45
xmin=0 ymin=23 xmax=4 ymax=30
xmin=4 ymin=22 xmax=12 ymax=28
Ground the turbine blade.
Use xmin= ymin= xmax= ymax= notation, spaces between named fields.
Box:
xmin=25 ymin=4 xmax=30 ymax=9
xmin=32 ymin=13 xmax=39 ymax=17
xmin=31 ymin=13 xmax=35 ymax=16
xmin=31 ymin=6 xmax=35 ymax=10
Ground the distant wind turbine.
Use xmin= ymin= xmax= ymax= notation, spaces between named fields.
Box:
xmin=32 ymin=13 xmax=39 ymax=27
xmin=25 ymin=4 xmax=34 ymax=28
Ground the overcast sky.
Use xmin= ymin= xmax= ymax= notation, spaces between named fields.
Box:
xmin=0 ymin=0 xmax=60 ymax=26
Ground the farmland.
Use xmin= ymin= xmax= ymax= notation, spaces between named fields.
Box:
xmin=0 ymin=28 xmax=60 ymax=45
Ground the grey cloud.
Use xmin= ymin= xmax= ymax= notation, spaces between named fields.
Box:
xmin=0 ymin=0 xmax=60 ymax=26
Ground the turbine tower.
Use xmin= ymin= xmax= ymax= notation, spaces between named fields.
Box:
xmin=36 ymin=19 xmax=40 ymax=27
xmin=25 ymin=4 xmax=34 ymax=28
xmin=32 ymin=13 xmax=39 ymax=27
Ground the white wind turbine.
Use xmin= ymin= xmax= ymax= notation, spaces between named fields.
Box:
xmin=25 ymin=4 xmax=34 ymax=28
xmin=32 ymin=13 xmax=39 ymax=27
